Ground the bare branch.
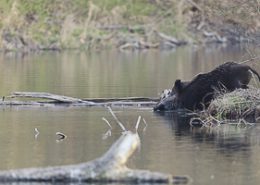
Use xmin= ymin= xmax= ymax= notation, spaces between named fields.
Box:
xmin=135 ymin=116 xmax=142 ymax=132
xmin=142 ymin=118 xmax=148 ymax=132
xmin=34 ymin=128 xmax=39 ymax=139
xmin=107 ymin=106 xmax=126 ymax=132
xmin=102 ymin=117 xmax=112 ymax=140
xmin=102 ymin=117 xmax=112 ymax=129
xmin=238 ymin=56 xmax=260 ymax=64
xmin=102 ymin=130 xmax=112 ymax=140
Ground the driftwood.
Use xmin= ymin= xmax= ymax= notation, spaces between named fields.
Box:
xmin=156 ymin=32 xmax=186 ymax=46
xmin=83 ymin=97 xmax=158 ymax=103
xmin=0 ymin=131 xmax=189 ymax=184
xmin=1 ymin=92 xmax=158 ymax=107
xmin=119 ymin=41 xmax=159 ymax=50
xmin=203 ymin=30 xmax=227 ymax=43
xmin=10 ymin=92 xmax=89 ymax=103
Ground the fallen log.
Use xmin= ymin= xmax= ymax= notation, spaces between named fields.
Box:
xmin=83 ymin=97 xmax=158 ymax=103
xmin=0 ymin=131 xmax=189 ymax=184
xmin=1 ymin=92 xmax=158 ymax=107
xmin=10 ymin=92 xmax=87 ymax=103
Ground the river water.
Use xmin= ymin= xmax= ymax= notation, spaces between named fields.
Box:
xmin=0 ymin=45 xmax=260 ymax=185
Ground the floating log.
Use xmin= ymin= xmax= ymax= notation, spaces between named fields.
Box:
xmin=0 ymin=131 xmax=189 ymax=184
xmin=83 ymin=97 xmax=158 ymax=103
xmin=1 ymin=92 xmax=158 ymax=107
xmin=0 ymin=100 xmax=44 ymax=106
xmin=10 ymin=92 xmax=86 ymax=103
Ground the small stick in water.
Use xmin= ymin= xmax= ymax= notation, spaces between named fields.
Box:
xmin=135 ymin=116 xmax=142 ymax=132
xmin=102 ymin=117 xmax=112 ymax=129
xmin=107 ymin=106 xmax=126 ymax=132
xmin=102 ymin=117 xmax=112 ymax=140
xmin=34 ymin=128 xmax=40 ymax=139
xmin=142 ymin=118 xmax=148 ymax=132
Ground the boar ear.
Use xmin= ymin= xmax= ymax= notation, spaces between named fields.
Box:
xmin=174 ymin=79 xmax=183 ymax=94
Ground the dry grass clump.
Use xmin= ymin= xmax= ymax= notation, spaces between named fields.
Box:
xmin=208 ymin=87 xmax=260 ymax=120
xmin=190 ymin=87 xmax=260 ymax=127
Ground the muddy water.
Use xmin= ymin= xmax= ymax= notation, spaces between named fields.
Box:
xmin=0 ymin=45 xmax=259 ymax=185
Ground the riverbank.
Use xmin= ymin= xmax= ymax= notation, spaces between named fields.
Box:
xmin=0 ymin=0 xmax=259 ymax=51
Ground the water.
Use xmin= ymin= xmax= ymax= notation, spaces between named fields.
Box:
xmin=0 ymin=45 xmax=260 ymax=185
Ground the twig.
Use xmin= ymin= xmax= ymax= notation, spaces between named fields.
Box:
xmin=34 ymin=128 xmax=40 ymax=139
xmin=102 ymin=117 xmax=112 ymax=140
xmin=102 ymin=117 xmax=112 ymax=129
xmin=238 ymin=119 xmax=255 ymax=127
xmin=102 ymin=130 xmax=112 ymax=140
xmin=135 ymin=116 xmax=142 ymax=132
xmin=142 ymin=118 xmax=148 ymax=132
xmin=238 ymin=56 xmax=260 ymax=64
xmin=107 ymin=107 xmax=126 ymax=132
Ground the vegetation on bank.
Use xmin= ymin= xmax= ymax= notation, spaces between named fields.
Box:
xmin=0 ymin=0 xmax=259 ymax=51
